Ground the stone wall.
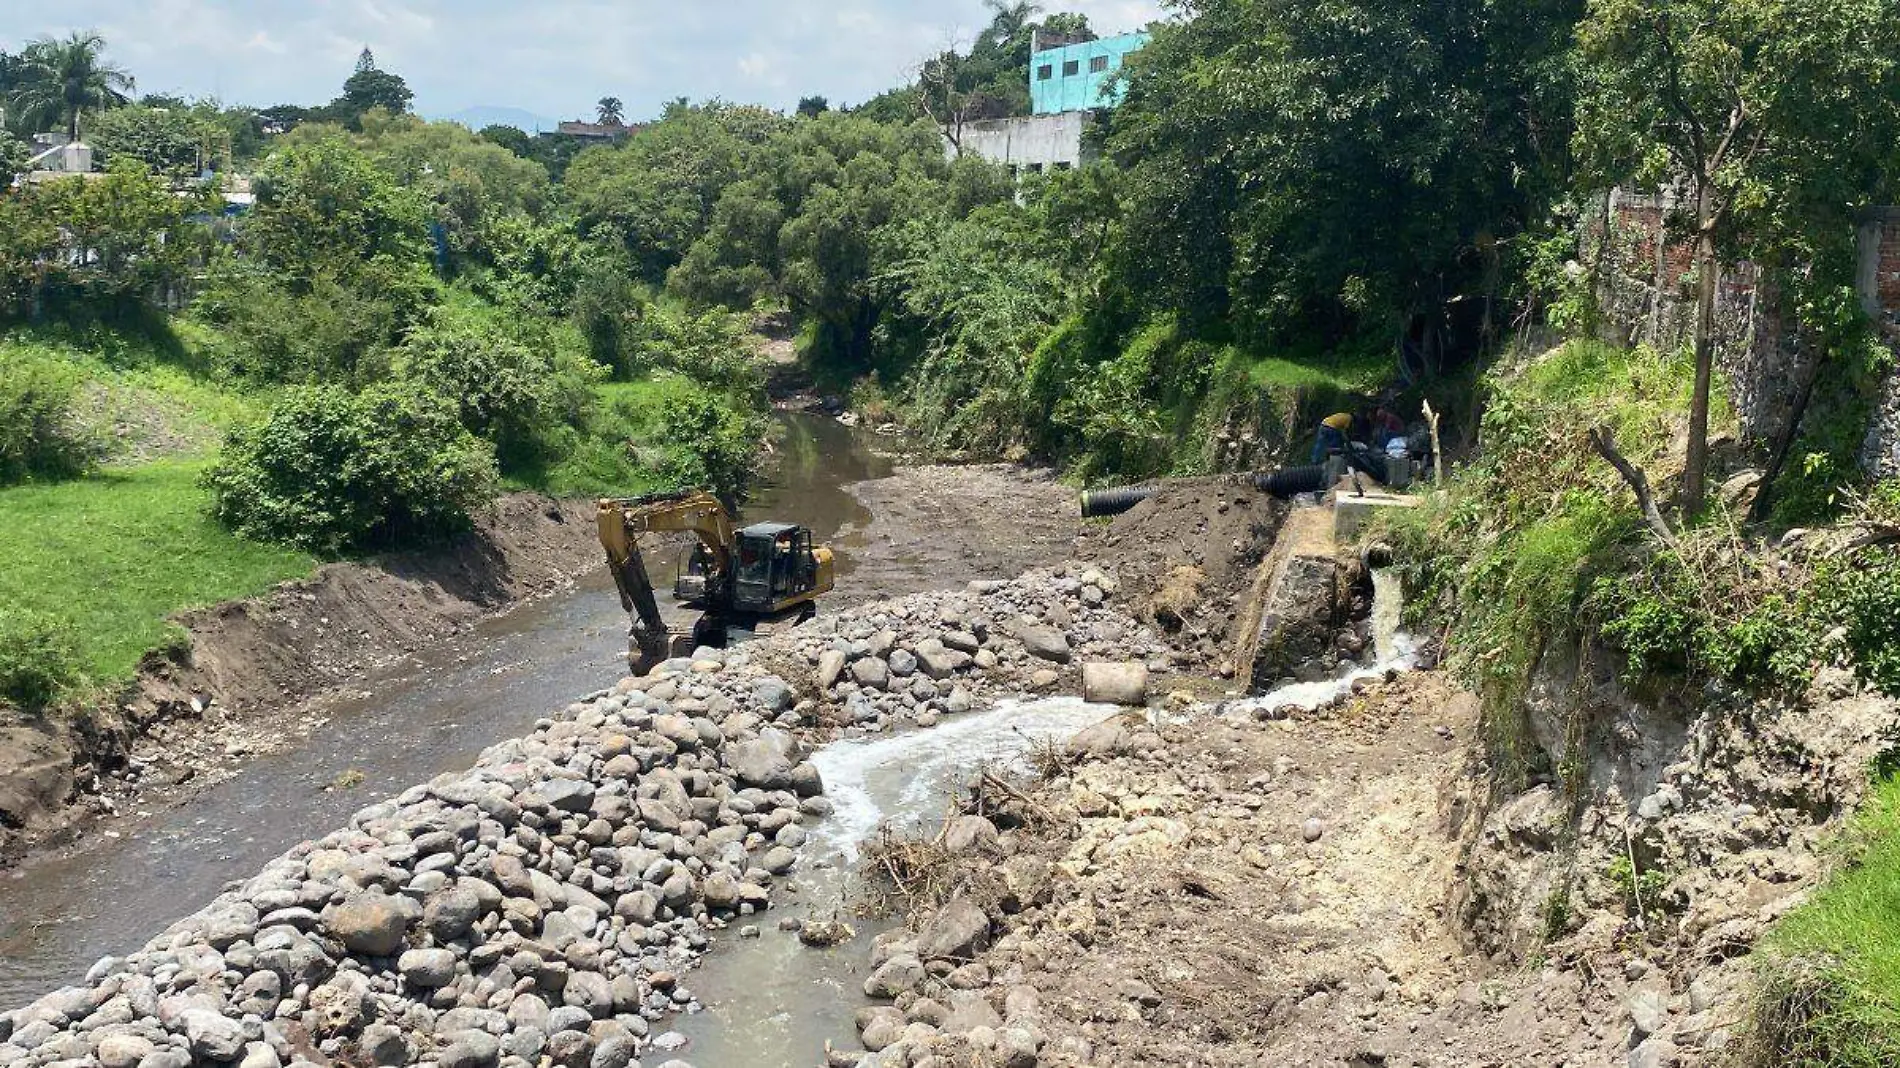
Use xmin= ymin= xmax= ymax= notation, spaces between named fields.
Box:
xmin=1857 ymin=209 xmax=1900 ymax=476
xmin=1593 ymin=191 xmax=1900 ymax=475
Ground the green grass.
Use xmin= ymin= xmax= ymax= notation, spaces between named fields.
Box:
xmin=1755 ymin=772 xmax=1900 ymax=1066
xmin=0 ymin=459 xmax=314 ymax=686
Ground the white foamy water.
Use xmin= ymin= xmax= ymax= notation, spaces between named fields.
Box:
xmin=810 ymin=696 xmax=1119 ymax=864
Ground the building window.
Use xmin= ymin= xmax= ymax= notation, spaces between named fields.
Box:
xmin=1055 ymin=161 xmax=1073 ymax=171
xmin=1062 ymin=59 xmax=1080 ymax=77
xmin=1027 ymin=163 xmax=1044 ymax=174
xmin=1090 ymin=55 xmax=1109 ymax=73
xmin=1036 ymin=64 xmax=1053 ymax=81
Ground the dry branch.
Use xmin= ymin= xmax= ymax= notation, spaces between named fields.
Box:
xmin=1588 ymin=426 xmax=1677 ymax=546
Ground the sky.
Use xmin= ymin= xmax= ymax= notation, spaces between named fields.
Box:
xmin=1 ymin=0 xmax=1169 ymax=127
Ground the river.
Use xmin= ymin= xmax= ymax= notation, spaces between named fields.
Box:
xmin=0 ymin=411 xmax=896 ymax=1008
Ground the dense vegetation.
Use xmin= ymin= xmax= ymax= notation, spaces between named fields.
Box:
xmin=1 ymin=0 xmax=1899 ymax=1058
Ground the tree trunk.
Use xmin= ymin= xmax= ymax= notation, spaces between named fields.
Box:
xmin=1681 ymin=189 xmax=1718 ymax=518
xmin=1748 ymin=331 xmax=1826 ymax=522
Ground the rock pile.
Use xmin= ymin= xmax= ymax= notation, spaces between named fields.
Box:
xmin=1 ymin=563 xmax=1171 ymax=1068
xmin=787 ymin=565 xmax=1170 ymax=729
xmin=0 ymin=644 xmax=828 ymax=1068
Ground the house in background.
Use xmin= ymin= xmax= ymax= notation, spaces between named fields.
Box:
xmin=949 ymin=29 xmax=1150 ymax=176
xmin=1029 ymin=30 xmax=1150 ymax=116
xmin=25 ymin=133 xmax=97 ymax=181
xmin=557 ymin=120 xmax=643 ymax=143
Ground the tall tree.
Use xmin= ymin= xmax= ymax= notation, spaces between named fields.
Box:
xmin=1106 ymin=0 xmax=1582 ymax=345
xmin=1575 ymin=0 xmax=1900 ymax=515
xmin=595 ymin=96 xmax=624 ymax=125
xmin=329 ymin=47 xmax=412 ymax=130
xmin=8 ymin=31 xmax=135 ymax=139
xmin=796 ymin=95 xmax=830 ymax=118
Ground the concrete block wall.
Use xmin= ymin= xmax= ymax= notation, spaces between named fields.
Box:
xmin=1858 ymin=210 xmax=1900 ymax=476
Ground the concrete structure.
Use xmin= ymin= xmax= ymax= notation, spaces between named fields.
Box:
xmin=951 ymin=111 xmax=1092 ymax=175
xmin=1030 ymin=31 xmax=1150 ymax=115
xmin=26 ymin=133 xmax=93 ymax=176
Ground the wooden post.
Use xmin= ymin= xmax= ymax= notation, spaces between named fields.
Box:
xmin=1422 ymin=400 xmax=1444 ymax=485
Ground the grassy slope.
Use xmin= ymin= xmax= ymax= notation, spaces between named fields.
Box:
xmin=1758 ymin=773 xmax=1900 ymax=1066
xmin=0 ymin=459 xmax=314 ymax=683
xmin=2 ymin=322 xmax=741 ymax=693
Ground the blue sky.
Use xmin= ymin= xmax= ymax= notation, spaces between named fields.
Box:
xmin=2 ymin=0 xmax=1167 ymax=127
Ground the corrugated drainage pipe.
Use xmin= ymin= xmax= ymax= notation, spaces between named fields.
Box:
xmin=1079 ymin=485 xmax=1158 ymax=518
xmin=1251 ymin=464 xmax=1328 ymax=498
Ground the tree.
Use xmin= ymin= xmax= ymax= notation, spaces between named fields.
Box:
xmin=1104 ymin=0 xmax=1582 ymax=345
xmin=596 ymin=96 xmax=624 ymax=125
xmin=244 ymin=136 xmax=431 ymax=298
xmin=329 ymin=47 xmax=413 ymax=130
xmin=1574 ymin=0 xmax=1900 ymax=515
xmin=0 ymin=131 xmax=28 ymax=179
xmin=87 ymin=104 xmax=203 ymax=175
xmin=797 ymin=95 xmax=830 ymax=118
xmin=477 ymin=123 xmax=534 ymax=158
xmin=8 ymin=31 xmax=135 ymax=139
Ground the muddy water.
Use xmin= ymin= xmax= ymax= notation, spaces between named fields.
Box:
xmin=0 ymin=412 xmax=893 ymax=1008
xmin=669 ymin=697 xmax=1118 ymax=1067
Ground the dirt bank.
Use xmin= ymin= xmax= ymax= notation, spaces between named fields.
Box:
xmin=837 ymin=464 xmax=1081 ymax=605
xmin=0 ymin=494 xmax=603 ymax=865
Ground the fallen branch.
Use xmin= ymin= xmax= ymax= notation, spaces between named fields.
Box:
xmin=1589 ymin=426 xmax=1677 ymax=546
xmin=1422 ymin=399 xmax=1445 ymax=485
xmin=979 ymin=769 xmax=1065 ymax=827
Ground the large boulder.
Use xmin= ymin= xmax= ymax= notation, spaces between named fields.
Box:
xmin=725 ymin=739 xmax=795 ymax=791
xmin=1017 ymin=626 xmax=1072 ymax=664
xmin=1081 ymin=662 xmax=1149 ymax=705
xmin=916 ymin=897 xmax=991 ymax=960
xmin=323 ymin=892 xmax=416 ymax=957
xmin=179 ymin=1009 xmax=246 ymax=1062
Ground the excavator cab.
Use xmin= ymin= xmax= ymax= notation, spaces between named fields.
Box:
xmin=732 ymin=522 xmax=821 ymax=612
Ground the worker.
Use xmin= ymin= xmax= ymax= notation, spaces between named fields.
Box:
xmin=1312 ymin=412 xmax=1353 ymax=463
xmin=1371 ymin=405 xmax=1405 ymax=448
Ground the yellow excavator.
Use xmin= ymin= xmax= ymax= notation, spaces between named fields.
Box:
xmin=597 ymin=489 xmax=835 ymax=673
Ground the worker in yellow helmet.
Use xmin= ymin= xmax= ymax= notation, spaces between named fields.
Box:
xmin=1312 ymin=412 xmax=1353 ymax=463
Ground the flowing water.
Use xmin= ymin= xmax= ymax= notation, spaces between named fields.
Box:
xmin=667 ymin=697 xmax=1118 ymax=1066
xmin=664 ymin=572 xmax=1417 ymax=1066
xmin=0 ymin=412 xmax=891 ymax=1008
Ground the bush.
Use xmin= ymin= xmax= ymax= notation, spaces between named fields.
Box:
xmin=0 ymin=607 xmax=84 ymax=710
xmin=0 ymin=348 xmax=101 ymax=483
xmin=657 ymin=387 xmax=762 ymax=501
xmin=203 ymin=383 xmax=499 ymax=553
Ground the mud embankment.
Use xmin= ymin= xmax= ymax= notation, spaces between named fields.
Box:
xmin=0 ymin=494 xmax=603 ymax=863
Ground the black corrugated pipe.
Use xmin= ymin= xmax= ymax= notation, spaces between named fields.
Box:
xmin=1251 ymin=464 xmax=1328 ymax=498
xmin=1079 ymin=485 xmax=1158 ymax=518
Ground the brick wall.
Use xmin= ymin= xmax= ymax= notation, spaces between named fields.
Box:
xmin=1859 ymin=210 xmax=1900 ymax=476
xmin=1591 ymin=191 xmax=1803 ymax=448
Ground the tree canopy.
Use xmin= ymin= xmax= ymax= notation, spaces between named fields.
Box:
xmin=7 ymin=31 xmax=134 ymax=139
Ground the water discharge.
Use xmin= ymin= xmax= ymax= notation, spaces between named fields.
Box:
xmin=668 ymin=697 xmax=1117 ymax=1067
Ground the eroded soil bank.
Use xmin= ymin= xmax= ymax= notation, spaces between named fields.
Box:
xmin=0 ymin=493 xmax=604 ymax=865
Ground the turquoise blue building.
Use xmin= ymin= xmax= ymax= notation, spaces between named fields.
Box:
xmin=1029 ymin=31 xmax=1151 ymax=115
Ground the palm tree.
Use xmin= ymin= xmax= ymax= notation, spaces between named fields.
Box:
xmin=9 ymin=31 xmax=134 ymax=140
xmin=595 ymin=96 xmax=624 ymax=126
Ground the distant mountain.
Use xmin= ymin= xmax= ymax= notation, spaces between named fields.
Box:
xmin=436 ymin=105 xmax=560 ymax=133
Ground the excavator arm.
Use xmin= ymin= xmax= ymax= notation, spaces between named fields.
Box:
xmin=597 ymin=490 xmax=736 ymax=673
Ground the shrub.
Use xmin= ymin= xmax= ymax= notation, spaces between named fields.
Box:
xmin=0 ymin=348 xmax=101 ymax=483
xmin=0 ymin=607 xmax=84 ymax=710
xmin=657 ymin=387 xmax=762 ymax=501
xmin=203 ymin=382 xmax=498 ymax=553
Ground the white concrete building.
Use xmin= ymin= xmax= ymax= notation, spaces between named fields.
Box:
xmin=946 ymin=111 xmax=1092 ymax=175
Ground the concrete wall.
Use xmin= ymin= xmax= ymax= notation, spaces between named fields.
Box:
xmin=1593 ymin=191 xmax=1900 ymax=478
xmin=1030 ymin=32 xmax=1150 ymax=115
xmin=949 ymin=112 xmax=1091 ymax=174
